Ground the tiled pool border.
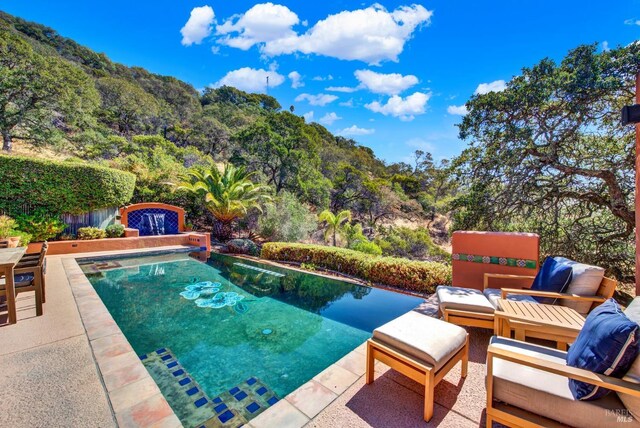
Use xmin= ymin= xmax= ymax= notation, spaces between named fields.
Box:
xmin=61 ymin=247 xmax=393 ymax=427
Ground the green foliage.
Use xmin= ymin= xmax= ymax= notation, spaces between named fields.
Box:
xmin=318 ymin=209 xmax=352 ymax=246
xmin=0 ymin=29 xmax=100 ymax=151
xmin=375 ymin=227 xmax=449 ymax=260
xmin=453 ymin=43 xmax=640 ymax=278
xmin=0 ymin=215 xmax=17 ymax=238
xmin=15 ymin=214 xmax=66 ymax=242
xmin=262 ymin=243 xmax=452 ymax=294
xmin=176 ymin=164 xmax=271 ymax=240
xmin=105 ymin=224 xmax=125 ymax=238
xmin=351 ymin=240 xmax=383 ymax=256
xmin=12 ymin=230 xmax=32 ymax=246
xmin=0 ymin=155 xmax=136 ymax=215
xmin=258 ymin=191 xmax=317 ymax=242
xmin=77 ymin=227 xmax=106 ymax=240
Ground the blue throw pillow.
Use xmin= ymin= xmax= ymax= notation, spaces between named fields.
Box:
xmin=530 ymin=256 xmax=573 ymax=304
xmin=566 ymin=299 xmax=640 ymax=401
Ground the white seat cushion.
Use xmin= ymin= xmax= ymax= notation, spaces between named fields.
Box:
xmin=490 ymin=336 xmax=638 ymax=427
xmin=436 ymin=285 xmax=495 ymax=314
xmin=559 ymin=260 xmax=605 ymax=315
xmin=372 ymin=311 xmax=467 ymax=371
xmin=483 ymin=288 xmax=539 ymax=309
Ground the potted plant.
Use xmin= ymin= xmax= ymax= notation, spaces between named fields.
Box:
xmin=0 ymin=215 xmax=23 ymax=247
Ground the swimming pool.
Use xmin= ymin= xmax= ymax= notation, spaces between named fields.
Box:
xmin=80 ymin=251 xmax=423 ymax=427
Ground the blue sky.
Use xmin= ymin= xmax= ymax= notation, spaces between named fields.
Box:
xmin=3 ymin=1 xmax=640 ymax=164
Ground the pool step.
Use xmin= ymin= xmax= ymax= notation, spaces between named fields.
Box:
xmin=139 ymin=348 xmax=279 ymax=428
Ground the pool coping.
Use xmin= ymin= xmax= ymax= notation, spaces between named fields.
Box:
xmin=60 ymin=247 xmax=414 ymax=428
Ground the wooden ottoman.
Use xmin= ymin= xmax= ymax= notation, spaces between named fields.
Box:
xmin=366 ymin=311 xmax=469 ymax=421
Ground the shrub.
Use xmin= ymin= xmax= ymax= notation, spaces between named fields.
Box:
xmin=351 ymin=240 xmax=383 ymax=256
xmin=0 ymin=155 xmax=136 ymax=216
xmin=16 ymin=214 xmax=67 ymax=242
xmin=375 ymin=226 xmax=449 ymax=260
xmin=227 ymin=238 xmax=260 ymax=256
xmin=0 ymin=215 xmax=17 ymax=238
xmin=105 ymin=224 xmax=125 ymax=238
xmin=77 ymin=227 xmax=107 ymax=240
xmin=261 ymin=242 xmax=451 ymax=294
xmin=257 ymin=191 xmax=317 ymax=242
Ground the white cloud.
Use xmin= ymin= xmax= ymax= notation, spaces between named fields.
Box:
xmin=602 ymin=41 xmax=610 ymax=52
xmin=214 ymin=67 xmax=285 ymax=93
xmin=216 ymin=3 xmax=299 ymax=50
xmin=326 ymin=86 xmax=358 ymax=93
xmin=340 ymin=98 xmax=354 ymax=107
xmin=312 ymin=75 xmax=333 ymax=81
xmin=475 ymin=80 xmax=507 ymax=95
xmin=181 ymin=6 xmax=215 ymax=46
xmin=319 ymin=112 xmax=342 ymax=125
xmin=303 ymin=111 xmax=314 ymax=121
xmin=625 ymin=18 xmax=640 ymax=26
xmin=337 ymin=125 xmax=375 ymax=136
xmin=295 ymin=93 xmax=338 ymax=106
xmin=447 ymin=104 xmax=468 ymax=115
xmin=215 ymin=4 xmax=431 ymax=65
xmin=354 ymin=70 xmax=418 ymax=95
xmin=406 ymin=137 xmax=435 ymax=152
xmin=288 ymin=71 xmax=304 ymax=89
xmin=365 ymin=92 xmax=430 ymax=121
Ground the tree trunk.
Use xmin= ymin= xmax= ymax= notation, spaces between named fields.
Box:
xmin=213 ymin=220 xmax=233 ymax=242
xmin=332 ymin=230 xmax=337 ymax=246
xmin=2 ymin=131 xmax=11 ymax=152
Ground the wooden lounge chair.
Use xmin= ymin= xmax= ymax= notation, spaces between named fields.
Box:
xmin=438 ymin=272 xmax=617 ymax=330
xmin=16 ymin=242 xmax=48 ymax=302
xmin=0 ymin=245 xmax=46 ymax=316
xmin=485 ymin=297 xmax=640 ymax=427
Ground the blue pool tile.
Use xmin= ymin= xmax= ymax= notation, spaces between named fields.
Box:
xmin=246 ymin=377 xmax=257 ymax=386
xmin=267 ymin=396 xmax=279 ymax=406
xmin=194 ymin=397 xmax=207 ymax=408
xmin=186 ymin=387 xmax=199 ymax=396
xmin=179 ymin=377 xmax=192 ymax=386
xmin=234 ymin=391 xmax=248 ymax=401
xmin=161 ymin=354 xmax=172 ymax=361
xmin=218 ymin=410 xmax=234 ymax=424
xmin=214 ymin=403 xmax=227 ymax=413
xmin=172 ymin=369 xmax=185 ymax=377
xmin=256 ymin=386 xmax=267 ymax=396
xmin=246 ymin=402 xmax=260 ymax=414
xmin=212 ymin=397 xmax=222 ymax=404
xmin=229 ymin=386 xmax=240 ymax=395
xmin=166 ymin=361 xmax=178 ymax=369
xmin=156 ymin=348 xmax=166 ymax=354
xmin=139 ymin=354 xmax=147 ymax=360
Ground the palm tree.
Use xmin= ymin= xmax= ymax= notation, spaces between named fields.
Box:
xmin=176 ymin=164 xmax=271 ymax=241
xmin=318 ymin=209 xmax=352 ymax=246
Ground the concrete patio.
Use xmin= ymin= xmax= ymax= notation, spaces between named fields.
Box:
xmin=0 ymin=248 xmax=491 ymax=428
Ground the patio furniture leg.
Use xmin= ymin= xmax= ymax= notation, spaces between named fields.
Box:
xmin=34 ymin=275 xmax=43 ymax=316
xmin=365 ymin=340 xmax=374 ymax=384
xmin=461 ymin=335 xmax=469 ymax=377
xmin=4 ymin=266 xmax=17 ymax=324
xmin=557 ymin=341 xmax=567 ymax=351
xmin=515 ymin=328 xmax=525 ymax=341
xmin=424 ymin=368 xmax=435 ymax=422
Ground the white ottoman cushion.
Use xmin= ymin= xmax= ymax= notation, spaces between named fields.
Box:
xmin=437 ymin=285 xmax=495 ymax=314
xmin=372 ymin=311 xmax=467 ymax=370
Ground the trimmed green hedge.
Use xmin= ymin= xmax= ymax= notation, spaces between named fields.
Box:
xmin=261 ymin=242 xmax=452 ymax=294
xmin=0 ymin=155 xmax=136 ymax=215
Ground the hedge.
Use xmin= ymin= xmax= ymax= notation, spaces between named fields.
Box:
xmin=261 ymin=242 xmax=452 ymax=294
xmin=0 ymin=155 xmax=136 ymax=215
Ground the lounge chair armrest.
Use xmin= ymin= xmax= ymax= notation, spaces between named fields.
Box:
xmin=13 ymin=266 xmax=38 ymax=275
xmin=487 ymin=343 xmax=640 ymax=397
xmin=500 ymin=288 xmax=606 ymax=303
xmin=483 ymin=273 xmax=536 ymax=290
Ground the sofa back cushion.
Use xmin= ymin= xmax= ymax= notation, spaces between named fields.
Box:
xmin=554 ymin=258 xmax=605 ymax=315
xmin=567 ymin=299 xmax=640 ymax=401
xmin=530 ymin=257 xmax=573 ymax=304
xmin=618 ymin=298 xmax=640 ymax=418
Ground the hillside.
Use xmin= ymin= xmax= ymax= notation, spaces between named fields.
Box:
xmin=0 ymin=10 xmax=452 ymax=261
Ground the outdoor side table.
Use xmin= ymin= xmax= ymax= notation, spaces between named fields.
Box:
xmin=494 ymin=299 xmax=585 ymax=350
xmin=0 ymin=247 xmax=27 ymax=324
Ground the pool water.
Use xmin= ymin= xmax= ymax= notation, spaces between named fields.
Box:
xmin=81 ymin=251 xmax=423 ymax=426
